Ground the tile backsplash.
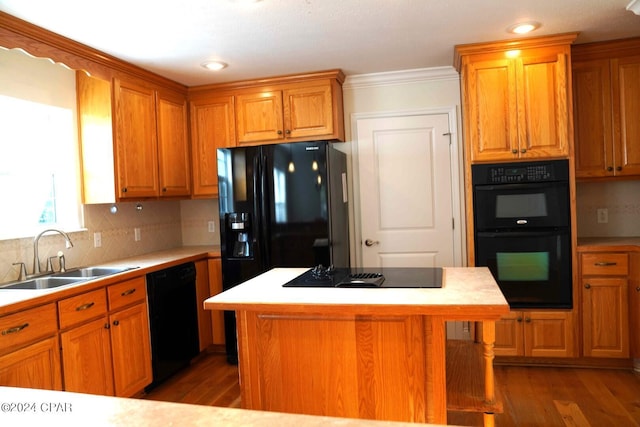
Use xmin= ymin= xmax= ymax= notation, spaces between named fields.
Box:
xmin=0 ymin=199 xmax=220 ymax=284
xmin=576 ymin=180 xmax=640 ymax=237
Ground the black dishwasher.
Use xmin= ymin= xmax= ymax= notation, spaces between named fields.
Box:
xmin=145 ymin=262 xmax=199 ymax=390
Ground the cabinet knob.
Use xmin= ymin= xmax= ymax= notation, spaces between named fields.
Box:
xmin=285 ymin=129 xmax=291 ymax=135
xmin=585 ymin=283 xmax=591 ymax=289
xmin=113 ymin=320 xmax=120 ymax=326
xmin=162 ymin=188 xmax=167 ymax=192
xmin=520 ymin=148 xmax=527 ymax=154
xmin=516 ymin=316 xmax=523 ymax=322
xmin=636 ymin=286 xmax=640 ymax=292
xmin=122 ymin=187 xmax=128 ymax=193
xmin=511 ymin=149 xmax=518 ymax=154
xmin=277 ymin=130 xmax=283 ymax=135
xmin=607 ymin=166 xmax=613 ymax=172
xmin=616 ymin=166 xmax=622 ymax=171
xmin=104 ymin=323 xmax=110 ymax=330
xmin=525 ymin=317 xmax=531 ymax=323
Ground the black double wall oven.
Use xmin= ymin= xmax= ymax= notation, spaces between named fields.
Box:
xmin=472 ymin=159 xmax=572 ymax=309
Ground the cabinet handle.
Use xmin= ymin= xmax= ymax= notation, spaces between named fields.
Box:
xmin=607 ymin=166 xmax=613 ymax=172
xmin=121 ymin=288 xmax=136 ymax=297
xmin=516 ymin=316 xmax=523 ymax=322
xmin=1 ymin=323 xmax=29 ymax=335
xmin=511 ymin=149 xmax=518 ymax=154
xmin=594 ymin=262 xmax=617 ymax=266
xmin=75 ymin=302 xmax=95 ymax=311
xmin=520 ymin=148 xmax=527 ymax=154
xmin=525 ymin=317 xmax=531 ymax=323
xmin=616 ymin=166 xmax=622 ymax=171
xmin=162 ymin=188 xmax=167 ymax=192
xmin=277 ymin=130 xmax=283 ymax=135
xmin=113 ymin=320 xmax=120 ymax=326
xmin=636 ymin=287 xmax=640 ymax=292
xmin=285 ymin=129 xmax=291 ymax=135
xmin=104 ymin=323 xmax=110 ymax=329
xmin=122 ymin=187 xmax=128 ymax=193
xmin=585 ymin=283 xmax=591 ymax=289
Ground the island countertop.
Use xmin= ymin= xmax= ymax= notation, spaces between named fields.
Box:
xmin=204 ymin=267 xmax=509 ymax=320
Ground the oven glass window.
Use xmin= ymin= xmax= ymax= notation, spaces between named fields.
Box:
xmin=495 ymin=193 xmax=547 ymax=218
xmin=496 ymin=252 xmax=549 ymax=281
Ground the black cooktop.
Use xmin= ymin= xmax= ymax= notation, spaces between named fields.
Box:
xmin=282 ymin=265 xmax=443 ymax=288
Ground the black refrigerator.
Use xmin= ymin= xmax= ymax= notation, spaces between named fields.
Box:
xmin=217 ymin=140 xmax=349 ymax=363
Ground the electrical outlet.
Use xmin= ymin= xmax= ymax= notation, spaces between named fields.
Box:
xmin=93 ymin=232 xmax=102 ymax=248
xmin=134 ymin=228 xmax=141 ymax=241
xmin=208 ymin=221 xmax=215 ymax=233
xmin=597 ymin=208 xmax=608 ymax=224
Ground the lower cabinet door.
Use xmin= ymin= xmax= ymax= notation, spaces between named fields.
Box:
xmin=60 ymin=317 xmax=114 ymax=395
xmin=110 ymin=303 xmax=152 ymax=397
xmin=0 ymin=336 xmax=62 ymax=390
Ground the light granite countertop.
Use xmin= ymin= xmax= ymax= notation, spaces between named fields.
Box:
xmin=0 ymin=386 xmax=447 ymax=427
xmin=204 ymin=267 xmax=509 ymax=320
xmin=0 ymin=245 xmax=220 ymax=314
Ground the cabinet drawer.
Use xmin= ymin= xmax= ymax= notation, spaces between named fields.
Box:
xmin=58 ymin=288 xmax=108 ymax=329
xmin=0 ymin=303 xmax=57 ymax=353
xmin=581 ymin=253 xmax=629 ymax=276
xmin=108 ymin=277 xmax=146 ymax=311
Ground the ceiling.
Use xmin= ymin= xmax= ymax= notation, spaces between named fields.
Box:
xmin=1 ymin=0 xmax=639 ymax=86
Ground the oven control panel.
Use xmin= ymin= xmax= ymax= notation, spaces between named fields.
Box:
xmin=472 ymin=160 xmax=568 ymax=184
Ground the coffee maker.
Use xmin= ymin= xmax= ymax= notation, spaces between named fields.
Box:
xmin=225 ymin=212 xmax=251 ymax=258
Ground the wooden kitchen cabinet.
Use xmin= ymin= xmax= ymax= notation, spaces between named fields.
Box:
xmin=189 ymin=95 xmax=236 ymax=197
xmin=195 ymin=259 xmax=213 ymax=351
xmin=114 ymin=78 xmax=191 ymax=199
xmin=59 ymin=289 xmax=113 ymax=395
xmin=77 ymin=73 xmax=191 ymax=202
xmin=630 ymin=253 xmax=640 ymax=361
xmin=580 ymin=252 xmax=630 ymax=358
xmin=208 ymin=257 xmax=225 ymax=346
xmin=60 ymin=278 xmax=152 ymax=396
xmin=236 ymin=82 xmax=339 ymax=145
xmin=189 ymin=69 xmax=345 ymax=148
xmin=494 ymin=310 xmax=576 ymax=357
xmin=156 ymin=89 xmax=191 ymax=197
xmin=455 ymin=33 xmax=576 ymax=162
xmin=0 ymin=303 xmax=62 ymax=390
xmin=572 ymin=38 xmax=640 ymax=179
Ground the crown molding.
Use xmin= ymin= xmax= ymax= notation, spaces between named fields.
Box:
xmin=343 ymin=66 xmax=459 ymax=90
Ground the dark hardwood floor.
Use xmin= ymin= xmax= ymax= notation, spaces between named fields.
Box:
xmin=143 ymin=352 xmax=640 ymax=426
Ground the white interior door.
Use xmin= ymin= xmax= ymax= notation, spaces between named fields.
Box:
xmin=355 ymin=113 xmax=457 ymax=268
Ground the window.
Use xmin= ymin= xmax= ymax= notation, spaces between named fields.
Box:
xmin=0 ymin=48 xmax=82 ymax=239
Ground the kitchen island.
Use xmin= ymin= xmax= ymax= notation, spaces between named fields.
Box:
xmin=204 ymin=267 xmax=509 ymax=426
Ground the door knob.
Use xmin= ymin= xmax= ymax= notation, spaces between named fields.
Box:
xmin=364 ymin=239 xmax=379 ymax=247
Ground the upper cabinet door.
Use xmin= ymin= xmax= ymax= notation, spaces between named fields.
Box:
xmin=572 ymin=59 xmax=613 ymax=178
xmin=190 ymin=95 xmax=236 ymax=197
xmin=156 ymin=90 xmax=191 ymax=197
xmin=612 ymin=55 xmax=640 ymax=177
xmin=518 ymin=52 xmax=570 ymax=159
xmin=283 ymin=83 xmax=334 ymax=140
xmin=465 ymin=57 xmax=519 ymax=162
xmin=114 ymin=79 xmax=159 ymax=198
xmin=236 ymin=91 xmax=284 ymax=144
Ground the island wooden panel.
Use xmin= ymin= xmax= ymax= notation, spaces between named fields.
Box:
xmin=237 ymin=312 xmax=437 ymax=422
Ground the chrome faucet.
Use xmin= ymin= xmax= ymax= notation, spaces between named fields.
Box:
xmin=33 ymin=229 xmax=74 ymax=275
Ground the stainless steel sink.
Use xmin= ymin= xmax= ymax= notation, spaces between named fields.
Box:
xmin=0 ymin=266 xmax=138 ymax=290
xmin=1 ymin=276 xmax=86 ymax=290
xmin=53 ymin=266 xmax=135 ymax=278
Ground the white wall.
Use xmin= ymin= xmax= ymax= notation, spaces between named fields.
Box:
xmin=341 ymin=67 xmax=465 ymax=266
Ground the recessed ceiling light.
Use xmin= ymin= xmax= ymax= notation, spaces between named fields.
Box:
xmin=507 ymin=21 xmax=541 ymax=35
xmin=201 ymin=61 xmax=228 ymax=71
